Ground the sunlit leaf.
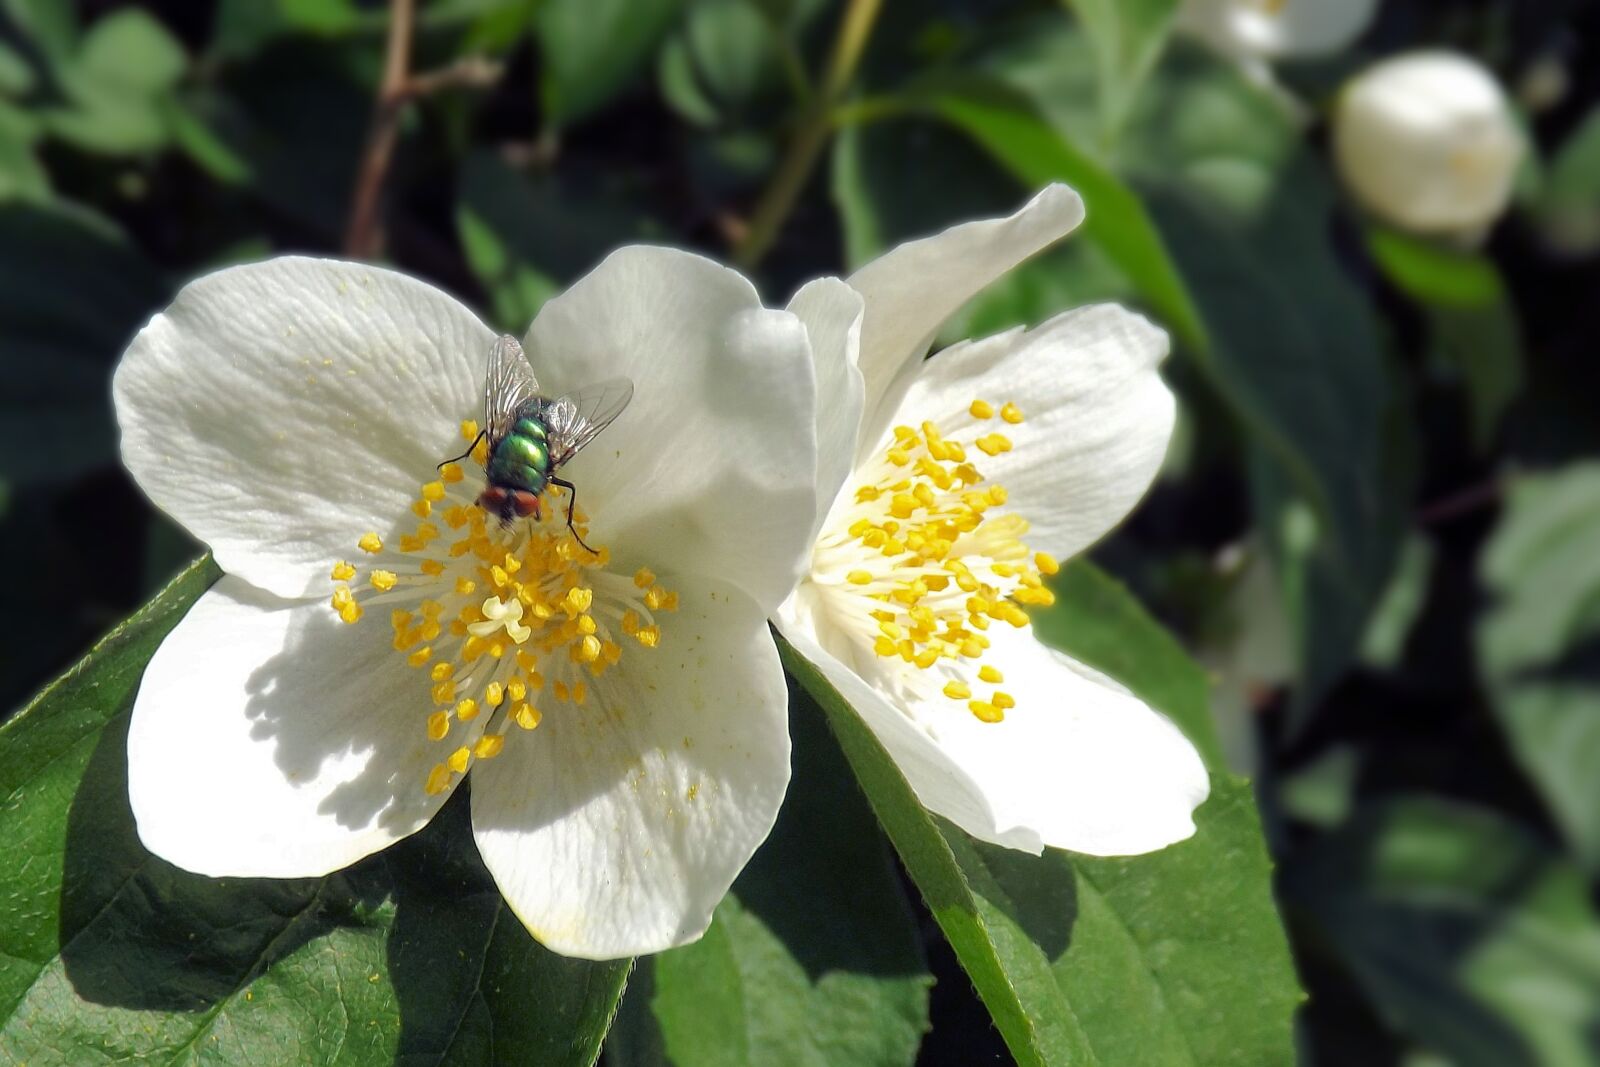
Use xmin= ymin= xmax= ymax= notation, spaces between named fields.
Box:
xmin=1478 ymin=463 xmax=1600 ymax=872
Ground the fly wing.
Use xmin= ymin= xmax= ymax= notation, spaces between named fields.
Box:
xmin=484 ymin=335 xmax=540 ymax=443
xmin=544 ymin=378 xmax=635 ymax=466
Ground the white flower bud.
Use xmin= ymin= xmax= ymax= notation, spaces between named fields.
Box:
xmin=1334 ymin=51 xmax=1526 ymax=236
xmin=1178 ymin=0 xmax=1379 ymax=61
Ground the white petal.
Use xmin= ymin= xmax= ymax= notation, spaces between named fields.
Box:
xmin=776 ymin=587 xmax=1028 ymax=848
xmin=524 ymin=246 xmax=818 ymax=612
xmin=779 ymin=593 xmax=1209 ymax=856
xmin=470 ymin=577 xmax=791 ymax=959
xmin=786 ymin=277 xmax=865 ymax=537
xmin=896 ymin=304 xmax=1175 ymax=562
xmin=848 ymin=185 xmax=1085 ymax=455
xmin=114 ymin=257 xmax=494 ymax=599
xmin=128 ymin=578 xmax=455 ymax=877
xmin=929 ymin=624 xmax=1209 ymax=854
xmin=1333 ymin=51 xmax=1525 ymax=235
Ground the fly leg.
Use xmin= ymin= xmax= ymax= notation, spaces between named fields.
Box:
xmin=438 ymin=429 xmax=487 ymax=472
xmin=549 ymin=476 xmax=598 ymax=554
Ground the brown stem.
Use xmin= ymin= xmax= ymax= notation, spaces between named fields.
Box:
xmin=731 ymin=0 xmax=883 ymax=269
xmin=344 ymin=0 xmax=416 ymax=260
xmin=1417 ymin=477 xmax=1507 ymax=524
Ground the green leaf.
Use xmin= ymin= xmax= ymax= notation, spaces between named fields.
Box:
xmin=1366 ymin=226 xmax=1523 ymax=448
xmin=1534 ymin=104 xmax=1600 ymax=257
xmin=780 ymin=561 xmax=1299 ymax=1067
xmin=682 ymin=0 xmax=783 ymax=116
xmin=1059 ymin=0 xmax=1180 ymax=141
xmin=46 ymin=9 xmax=188 ymax=155
xmin=1284 ymin=797 xmax=1600 ymax=1067
xmin=1366 ymin=226 xmax=1505 ymax=309
xmin=1477 ymin=462 xmax=1600 ymax=872
xmin=0 ymin=557 xmax=631 ymax=1065
xmin=609 ymin=695 xmax=930 ymax=1067
xmin=535 ymin=0 xmax=685 ymax=126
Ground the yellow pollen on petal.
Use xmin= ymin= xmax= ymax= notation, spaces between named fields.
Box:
xmin=969 ymin=399 xmax=994 ymax=419
xmin=427 ymin=711 xmax=450 ymax=740
xmin=474 ymin=734 xmax=505 ymax=759
xmin=447 ymin=746 xmax=471 ymax=774
xmin=421 ymin=559 xmax=446 ymax=577
xmin=439 ymin=462 xmax=465 ymax=484
xmin=514 ymin=704 xmax=541 ymax=730
xmin=425 ymin=765 xmax=452 ymax=795
xmin=460 ymin=419 xmax=479 ymax=441
xmin=1000 ymin=402 xmax=1023 ymax=424
xmin=455 ymin=698 xmax=479 ymax=721
xmin=943 ymin=680 xmax=971 ymax=700
xmin=978 ymin=665 xmax=1003 ymax=684
xmin=331 ymin=561 xmax=356 ymax=581
xmin=358 ymin=532 xmax=383 ymax=554
xmin=370 ymin=570 xmax=398 ymax=592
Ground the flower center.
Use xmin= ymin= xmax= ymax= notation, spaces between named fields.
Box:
xmin=813 ymin=399 xmax=1057 ymax=724
xmin=329 ymin=419 xmax=677 ymax=795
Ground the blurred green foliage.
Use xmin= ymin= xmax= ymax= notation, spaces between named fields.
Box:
xmin=4 ymin=0 xmax=1600 ymax=1064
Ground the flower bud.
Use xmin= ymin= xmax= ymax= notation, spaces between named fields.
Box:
xmin=1178 ymin=0 xmax=1378 ymax=61
xmin=1334 ymin=51 xmax=1525 ymax=236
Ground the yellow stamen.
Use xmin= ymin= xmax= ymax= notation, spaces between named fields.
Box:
xmin=969 ymin=700 xmax=1004 ymax=723
xmin=330 ymin=451 xmax=676 ymax=794
xmin=969 ymin=399 xmax=994 ymax=419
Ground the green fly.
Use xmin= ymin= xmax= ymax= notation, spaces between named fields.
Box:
xmin=442 ymin=335 xmax=633 ymax=554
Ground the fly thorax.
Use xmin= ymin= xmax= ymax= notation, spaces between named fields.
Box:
xmin=328 ymin=419 xmax=678 ymax=795
xmin=811 ymin=399 xmax=1058 ymax=725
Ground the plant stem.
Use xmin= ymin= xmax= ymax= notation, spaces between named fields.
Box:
xmin=344 ymin=0 xmax=416 ymax=259
xmin=732 ymin=0 xmax=883 ymax=270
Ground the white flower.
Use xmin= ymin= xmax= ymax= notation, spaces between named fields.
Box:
xmin=113 ymin=250 xmax=819 ymax=959
xmin=1177 ymin=0 xmax=1379 ymax=63
xmin=776 ymin=187 xmax=1210 ymax=855
xmin=1333 ymin=50 xmax=1526 ymax=237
